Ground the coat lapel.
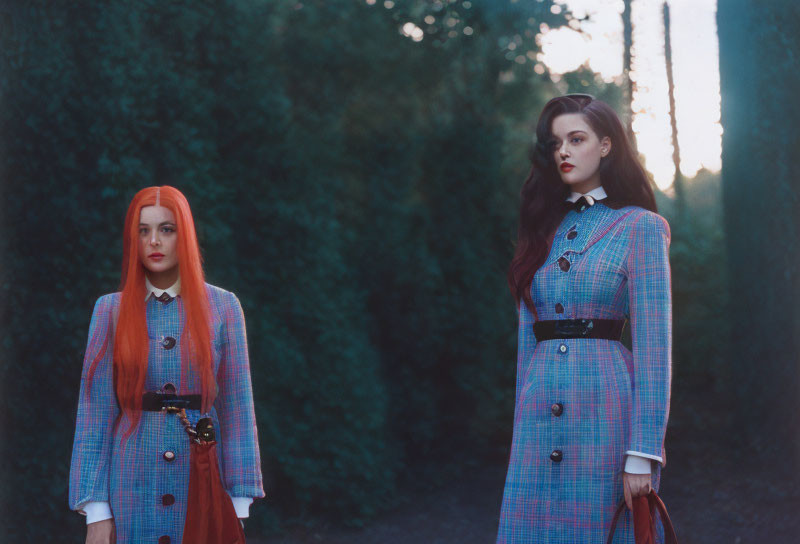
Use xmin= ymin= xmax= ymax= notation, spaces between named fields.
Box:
xmin=547 ymin=204 xmax=641 ymax=265
xmin=574 ymin=206 xmax=639 ymax=254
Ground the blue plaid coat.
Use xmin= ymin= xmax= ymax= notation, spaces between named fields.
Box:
xmin=497 ymin=203 xmax=672 ymax=543
xmin=69 ymin=283 xmax=265 ymax=543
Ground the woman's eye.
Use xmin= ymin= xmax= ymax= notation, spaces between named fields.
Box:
xmin=139 ymin=228 xmax=149 ymax=235
xmin=161 ymin=227 xmax=175 ymax=234
xmin=570 ymin=137 xmax=582 ymax=144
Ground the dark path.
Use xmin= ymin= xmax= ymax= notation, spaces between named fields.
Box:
xmin=655 ymin=390 xmax=800 ymax=544
xmin=250 ymin=391 xmax=800 ymax=544
xmin=251 ymin=465 xmax=505 ymax=544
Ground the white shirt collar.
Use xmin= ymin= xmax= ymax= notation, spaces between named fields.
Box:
xmin=145 ymin=276 xmax=181 ymax=301
xmin=565 ymin=185 xmax=608 ymax=203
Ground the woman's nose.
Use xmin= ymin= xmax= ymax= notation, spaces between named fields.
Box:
xmin=559 ymin=143 xmax=569 ymax=158
xmin=150 ymin=232 xmax=160 ymax=246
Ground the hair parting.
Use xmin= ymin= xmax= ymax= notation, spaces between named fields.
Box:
xmin=86 ymin=186 xmax=214 ymax=445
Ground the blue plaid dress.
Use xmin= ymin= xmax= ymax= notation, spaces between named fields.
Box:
xmin=69 ymin=283 xmax=265 ymax=543
xmin=497 ymin=203 xmax=671 ymax=543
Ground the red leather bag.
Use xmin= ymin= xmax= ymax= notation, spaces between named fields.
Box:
xmin=606 ymin=490 xmax=678 ymax=544
xmin=174 ymin=409 xmax=246 ymax=544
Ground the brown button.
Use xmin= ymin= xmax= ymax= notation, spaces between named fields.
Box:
xmin=557 ymin=256 xmax=570 ymax=272
xmin=162 ymin=494 xmax=175 ymax=506
xmin=158 ymin=537 xmax=171 ymax=544
xmin=156 ymin=292 xmax=173 ymax=304
xmin=567 ymin=230 xmax=578 ymax=240
xmin=162 ymin=336 xmax=176 ymax=350
xmin=550 ymin=450 xmax=563 ymax=463
xmin=163 ymin=450 xmax=176 ymax=462
xmin=551 ymin=403 xmax=564 ymax=417
xmin=555 ymin=303 xmax=564 ymax=314
xmin=162 ymin=383 xmax=176 ymax=395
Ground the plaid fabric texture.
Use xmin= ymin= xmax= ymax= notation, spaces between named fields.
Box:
xmin=498 ymin=203 xmax=672 ymax=544
xmin=69 ymin=284 xmax=265 ymax=543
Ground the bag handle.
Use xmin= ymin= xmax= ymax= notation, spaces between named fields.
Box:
xmin=606 ymin=490 xmax=678 ymax=544
xmin=650 ymin=491 xmax=678 ymax=543
xmin=606 ymin=500 xmax=627 ymax=544
xmin=170 ymin=407 xmax=200 ymax=441
xmin=169 ymin=407 xmax=217 ymax=444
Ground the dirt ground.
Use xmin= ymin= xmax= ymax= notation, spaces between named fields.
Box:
xmin=249 ymin=392 xmax=800 ymax=544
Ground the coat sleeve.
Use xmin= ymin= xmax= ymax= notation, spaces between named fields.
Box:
xmin=515 ymin=301 xmax=538 ymax=411
xmin=214 ymin=291 xmax=266 ymax=500
xmin=624 ymin=212 xmax=672 ymax=465
xmin=69 ymin=295 xmax=119 ymax=514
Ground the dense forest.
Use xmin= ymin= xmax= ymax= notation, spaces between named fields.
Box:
xmin=0 ymin=0 xmax=757 ymax=541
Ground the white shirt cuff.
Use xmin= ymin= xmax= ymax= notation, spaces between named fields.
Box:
xmin=79 ymin=501 xmax=113 ymax=524
xmin=229 ymin=496 xmax=253 ymax=518
xmin=624 ymin=450 xmax=663 ymax=464
xmin=624 ymin=453 xmax=653 ymax=474
xmin=80 ymin=497 xmax=251 ymax=521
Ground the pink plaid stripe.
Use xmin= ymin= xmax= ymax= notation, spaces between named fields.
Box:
xmin=69 ymin=284 xmax=265 ymax=543
xmin=498 ymin=204 xmax=671 ymax=543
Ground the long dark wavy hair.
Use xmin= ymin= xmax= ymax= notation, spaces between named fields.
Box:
xmin=508 ymin=94 xmax=658 ymax=315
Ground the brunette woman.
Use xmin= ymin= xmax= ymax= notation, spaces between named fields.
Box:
xmin=497 ymin=94 xmax=672 ymax=543
xmin=69 ymin=186 xmax=264 ymax=543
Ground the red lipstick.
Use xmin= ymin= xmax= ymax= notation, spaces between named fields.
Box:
xmin=149 ymin=253 xmax=165 ymax=261
xmin=560 ymin=162 xmax=575 ymax=173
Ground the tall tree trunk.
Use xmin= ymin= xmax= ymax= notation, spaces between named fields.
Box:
xmin=718 ymin=0 xmax=800 ymax=469
xmin=662 ymin=1 xmax=684 ymax=211
xmin=622 ymin=0 xmax=637 ymax=151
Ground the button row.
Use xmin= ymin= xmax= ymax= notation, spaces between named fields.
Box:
xmin=160 ymin=391 xmax=179 ymax=544
xmin=549 ymin=224 xmax=578 ymax=468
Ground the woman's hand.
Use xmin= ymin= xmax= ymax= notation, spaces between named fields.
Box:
xmin=86 ymin=518 xmax=115 ymax=544
xmin=622 ymin=472 xmax=652 ymax=510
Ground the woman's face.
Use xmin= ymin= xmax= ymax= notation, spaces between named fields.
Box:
xmin=551 ymin=112 xmax=611 ymax=192
xmin=138 ymin=205 xmax=179 ymax=277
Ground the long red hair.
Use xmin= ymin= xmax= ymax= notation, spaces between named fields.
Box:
xmin=87 ymin=186 xmax=214 ymax=443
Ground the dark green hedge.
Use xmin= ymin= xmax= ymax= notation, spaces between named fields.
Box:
xmin=0 ymin=1 xmax=731 ymax=540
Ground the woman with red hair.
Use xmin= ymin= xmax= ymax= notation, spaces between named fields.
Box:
xmin=69 ymin=186 xmax=264 ymax=543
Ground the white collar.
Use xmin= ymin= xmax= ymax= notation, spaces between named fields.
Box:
xmin=145 ymin=276 xmax=181 ymax=301
xmin=565 ymin=185 xmax=608 ymax=203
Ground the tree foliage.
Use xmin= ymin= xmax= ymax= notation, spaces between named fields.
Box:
xmin=0 ymin=0 xmax=729 ymax=540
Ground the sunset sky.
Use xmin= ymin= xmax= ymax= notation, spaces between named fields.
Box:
xmin=539 ymin=0 xmax=721 ymax=190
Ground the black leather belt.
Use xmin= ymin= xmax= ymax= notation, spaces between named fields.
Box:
xmin=533 ymin=319 xmax=626 ymax=341
xmin=142 ymin=391 xmax=202 ymax=411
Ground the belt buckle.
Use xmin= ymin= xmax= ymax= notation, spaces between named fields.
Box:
xmin=158 ymin=394 xmax=190 ymax=413
xmin=555 ymin=319 xmax=594 ymax=337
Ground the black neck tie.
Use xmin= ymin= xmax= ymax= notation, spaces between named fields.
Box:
xmin=570 ymin=195 xmax=597 ymax=213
